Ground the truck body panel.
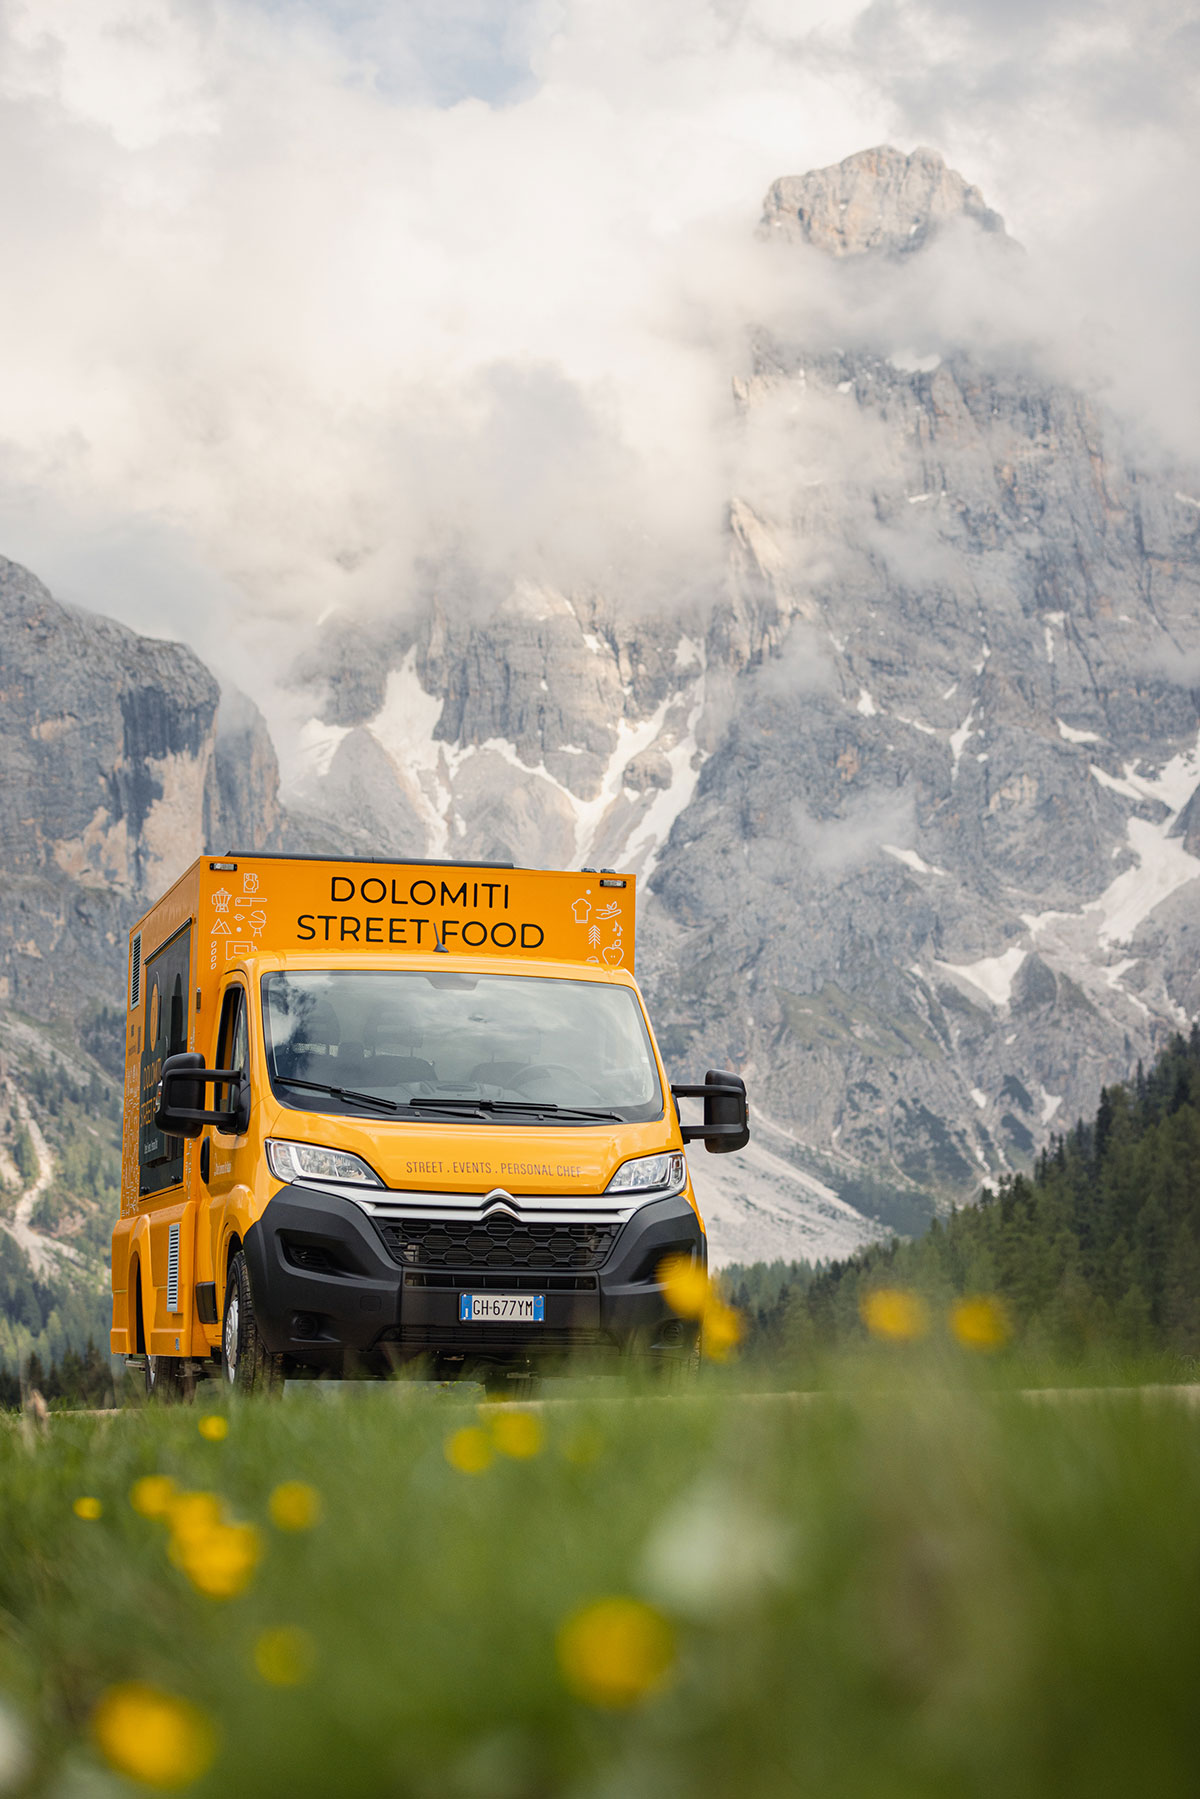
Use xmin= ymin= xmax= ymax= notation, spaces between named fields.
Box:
xmin=112 ymin=855 xmax=735 ymax=1378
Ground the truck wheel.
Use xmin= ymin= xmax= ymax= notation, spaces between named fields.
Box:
xmin=222 ymin=1251 xmax=284 ymax=1396
xmin=145 ymin=1355 xmax=191 ymax=1403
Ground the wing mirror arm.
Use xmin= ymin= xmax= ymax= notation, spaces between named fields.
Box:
xmin=154 ymin=1051 xmax=250 ymax=1139
xmin=670 ymin=1070 xmax=750 ymax=1155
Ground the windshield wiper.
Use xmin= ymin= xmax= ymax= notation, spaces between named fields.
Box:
xmin=273 ymin=1079 xmax=624 ymax=1124
xmin=274 ymin=1075 xmax=399 ymax=1115
xmin=406 ymin=1098 xmax=623 ymax=1123
xmin=404 ymin=1097 xmax=488 ymax=1120
xmin=485 ymin=1101 xmax=625 ymax=1122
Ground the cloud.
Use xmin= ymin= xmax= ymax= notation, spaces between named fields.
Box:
xmin=754 ymin=621 xmax=837 ymax=696
xmin=0 ymin=0 xmax=1196 ymax=758
xmin=1138 ymin=644 xmax=1200 ymax=687
xmin=832 ymin=0 xmax=1200 ymax=460
xmin=0 ymin=0 xmax=885 ymax=707
xmin=792 ymin=785 xmax=918 ymax=874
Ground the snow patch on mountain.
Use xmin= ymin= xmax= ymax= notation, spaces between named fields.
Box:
xmin=935 ymin=946 xmax=1027 ymax=1008
xmin=1092 ymin=819 xmax=1200 ymax=947
xmin=1027 ymin=732 xmax=1200 ymax=954
xmin=297 ymin=718 xmax=350 ymax=778
xmin=883 ymin=844 xmax=945 ymax=876
xmin=1057 ymin=718 xmax=1103 ymax=745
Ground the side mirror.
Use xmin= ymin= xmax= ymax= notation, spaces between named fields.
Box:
xmin=155 ymin=1052 xmax=249 ymax=1139
xmin=670 ymin=1070 xmax=750 ymax=1155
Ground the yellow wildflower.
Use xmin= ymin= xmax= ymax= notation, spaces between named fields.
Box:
xmin=130 ymin=1475 xmax=177 ymax=1519
xmin=254 ymin=1626 xmax=316 ymax=1688
xmin=197 ymin=1414 xmax=228 ymax=1442
xmin=860 ymin=1287 xmax=930 ymax=1343
xmin=92 ymin=1682 xmax=216 ymax=1789
xmin=657 ymin=1253 xmax=709 ymax=1320
xmin=178 ymin=1522 xmax=261 ymax=1600
xmin=701 ymin=1298 xmax=743 ymax=1360
xmin=268 ymin=1481 xmax=323 ymax=1532
xmin=445 ymin=1426 xmax=493 ymax=1475
xmin=658 ymin=1254 xmax=742 ymax=1358
xmin=557 ymin=1597 xmax=677 ymax=1709
xmin=950 ymin=1294 xmax=1011 ymax=1351
xmin=166 ymin=1491 xmax=261 ymax=1599
xmin=165 ymin=1491 xmax=223 ymax=1551
xmin=488 ymin=1408 xmax=545 ymax=1460
xmin=73 ymin=1496 xmax=103 ymax=1521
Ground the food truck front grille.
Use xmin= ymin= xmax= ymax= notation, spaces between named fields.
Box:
xmin=376 ymin=1216 xmax=620 ymax=1272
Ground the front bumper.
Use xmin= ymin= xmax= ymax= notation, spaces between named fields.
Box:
xmin=242 ymin=1182 xmax=705 ymax=1371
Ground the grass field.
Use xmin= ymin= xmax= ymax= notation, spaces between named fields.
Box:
xmin=2 ymin=1361 xmax=1199 ymax=1798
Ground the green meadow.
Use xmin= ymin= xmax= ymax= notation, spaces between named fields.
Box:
xmin=1 ymin=1365 xmax=1198 ymax=1798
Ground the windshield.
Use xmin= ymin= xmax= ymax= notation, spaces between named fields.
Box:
xmin=260 ymin=971 xmax=663 ymax=1124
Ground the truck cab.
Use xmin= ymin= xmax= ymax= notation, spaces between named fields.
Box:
xmin=110 ymin=856 xmax=748 ymax=1392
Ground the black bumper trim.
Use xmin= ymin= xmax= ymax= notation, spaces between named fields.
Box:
xmin=243 ymin=1184 xmax=705 ymax=1368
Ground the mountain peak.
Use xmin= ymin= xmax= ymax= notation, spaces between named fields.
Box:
xmin=761 ymin=144 xmax=1006 ymax=258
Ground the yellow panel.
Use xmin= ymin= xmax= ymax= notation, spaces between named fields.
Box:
xmin=197 ymin=860 xmax=636 ymax=973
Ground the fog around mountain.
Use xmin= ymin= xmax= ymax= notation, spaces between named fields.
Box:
xmin=0 ymin=2 xmax=1197 ymax=1282
xmin=0 ymin=0 xmax=1196 ymax=758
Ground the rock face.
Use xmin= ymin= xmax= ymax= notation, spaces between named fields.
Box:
xmin=2 ymin=145 xmax=1198 ymax=1271
xmin=207 ymin=688 xmax=286 ymax=861
xmin=287 ymin=147 xmax=1200 ymax=1250
xmin=0 ymin=557 xmax=283 ymax=1018
xmin=761 ymin=145 xmax=1005 ymax=258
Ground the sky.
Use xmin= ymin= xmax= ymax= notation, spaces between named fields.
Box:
xmin=0 ymin=0 xmax=1197 ymax=756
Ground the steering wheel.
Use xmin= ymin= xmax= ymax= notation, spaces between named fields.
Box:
xmin=512 ymin=1063 xmax=601 ymax=1098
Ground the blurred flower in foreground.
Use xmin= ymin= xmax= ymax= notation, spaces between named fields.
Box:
xmin=657 ymin=1254 xmax=708 ymax=1320
xmin=488 ymin=1408 xmax=544 ymax=1460
xmin=557 ymin=1598 xmax=676 ymax=1709
xmin=254 ymin=1626 xmax=316 ymax=1688
xmin=197 ymin=1415 xmax=228 ymax=1442
xmin=91 ymin=1683 xmax=215 ymax=1789
xmin=860 ymin=1287 xmax=930 ymax=1343
xmin=640 ymin=1481 xmax=790 ymax=1620
xmin=702 ymin=1300 xmax=742 ymax=1359
xmin=269 ymin=1482 xmax=322 ymax=1531
xmin=0 ymin=1698 xmax=31 ymax=1792
xmin=657 ymin=1255 xmax=744 ymax=1361
xmin=166 ymin=1491 xmax=261 ymax=1600
xmin=445 ymin=1427 xmax=493 ymax=1475
xmin=130 ymin=1475 xmax=176 ymax=1519
xmin=950 ymin=1295 xmax=1011 ymax=1351
xmin=73 ymin=1497 xmax=103 ymax=1521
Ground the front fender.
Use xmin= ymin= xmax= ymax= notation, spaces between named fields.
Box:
xmin=110 ymin=1215 xmax=154 ymax=1354
xmin=215 ymin=1182 xmax=268 ymax=1318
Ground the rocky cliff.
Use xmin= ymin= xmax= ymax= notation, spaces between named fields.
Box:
xmin=2 ymin=146 xmax=1198 ymax=1281
xmin=762 ymin=143 xmax=1005 ymax=258
xmin=285 ymin=148 xmax=1200 ymax=1253
xmin=0 ymin=555 xmax=284 ymax=1020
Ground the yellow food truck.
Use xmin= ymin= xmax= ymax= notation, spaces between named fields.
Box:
xmin=110 ymin=855 xmax=748 ymax=1394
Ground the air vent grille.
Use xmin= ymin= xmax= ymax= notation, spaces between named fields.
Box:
xmin=166 ymin=1222 xmax=180 ymax=1313
xmin=129 ymin=932 xmax=142 ymax=1011
xmin=376 ymin=1215 xmax=620 ymax=1272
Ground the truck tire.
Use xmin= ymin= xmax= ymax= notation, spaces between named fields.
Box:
xmin=222 ymin=1251 xmax=285 ymax=1395
xmin=145 ymin=1355 xmax=191 ymax=1403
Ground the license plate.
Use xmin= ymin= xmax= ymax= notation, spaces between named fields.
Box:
xmin=459 ymin=1293 xmax=545 ymax=1323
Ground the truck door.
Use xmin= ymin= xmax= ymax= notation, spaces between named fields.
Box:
xmin=206 ymin=981 xmax=253 ymax=1309
xmin=138 ymin=924 xmax=195 ymax=1354
xmin=139 ymin=925 xmax=191 ymax=1197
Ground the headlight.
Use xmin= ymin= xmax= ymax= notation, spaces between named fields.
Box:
xmin=605 ymin=1151 xmax=686 ymax=1195
xmin=266 ymin=1139 xmax=383 ymax=1187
